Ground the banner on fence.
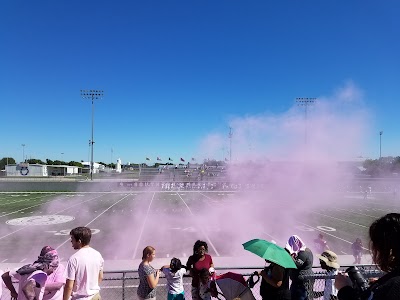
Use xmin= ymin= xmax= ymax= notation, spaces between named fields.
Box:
xmin=118 ymin=181 xmax=266 ymax=191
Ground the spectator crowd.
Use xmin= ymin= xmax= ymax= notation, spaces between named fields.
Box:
xmin=1 ymin=226 xmax=103 ymax=300
xmin=1 ymin=213 xmax=399 ymax=300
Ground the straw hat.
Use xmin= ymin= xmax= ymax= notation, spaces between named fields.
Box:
xmin=319 ymin=250 xmax=340 ymax=269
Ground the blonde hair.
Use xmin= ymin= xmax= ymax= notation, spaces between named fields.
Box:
xmin=142 ymin=246 xmax=155 ymax=260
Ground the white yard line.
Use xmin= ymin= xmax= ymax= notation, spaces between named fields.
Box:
xmin=360 ymin=198 xmax=400 ymax=207
xmin=199 ymin=192 xmax=282 ymax=250
xmin=83 ymin=194 xmax=131 ymax=227
xmin=334 ymin=208 xmax=378 ymax=219
xmin=343 ymin=202 xmax=392 ymax=214
xmin=198 ymin=192 xmax=218 ymax=209
xmin=176 ymin=193 xmax=220 ymax=256
xmin=261 ymin=231 xmax=285 ymax=245
xmin=360 ymin=205 xmax=396 ymax=213
xmin=349 ymin=199 xmax=400 ymax=212
xmin=0 ymin=226 xmax=31 ymax=241
xmin=48 ymin=193 xmax=110 ymax=215
xmin=0 ymin=193 xmax=58 ymax=207
xmin=132 ymin=192 xmax=156 ymax=259
xmin=297 ymin=221 xmax=370 ymax=251
xmin=311 ymin=211 xmax=368 ymax=228
xmin=0 ymin=194 xmax=72 ymax=218
xmin=57 ymin=194 xmax=132 ymax=250
xmin=199 ymin=191 xmax=281 ymax=253
xmin=0 ymin=193 xmax=109 ymax=241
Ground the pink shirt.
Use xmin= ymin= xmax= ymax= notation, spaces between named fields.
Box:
xmin=43 ymin=264 xmax=66 ymax=300
xmin=10 ymin=269 xmax=48 ymax=300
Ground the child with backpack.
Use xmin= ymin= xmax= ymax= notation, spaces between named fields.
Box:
xmin=161 ymin=258 xmax=187 ymax=300
xmin=198 ymin=268 xmax=219 ymax=300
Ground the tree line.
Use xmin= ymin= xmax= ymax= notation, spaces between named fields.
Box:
xmin=362 ymin=157 xmax=400 ymax=177
xmin=3 ymin=156 xmax=400 ymax=177
xmin=0 ymin=157 xmax=84 ymax=170
xmin=0 ymin=157 xmax=119 ymax=170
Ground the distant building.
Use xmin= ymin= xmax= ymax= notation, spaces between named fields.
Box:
xmin=47 ymin=165 xmax=80 ymax=176
xmin=5 ymin=163 xmax=81 ymax=177
xmin=6 ymin=164 xmax=48 ymax=177
xmin=81 ymin=162 xmax=105 ymax=174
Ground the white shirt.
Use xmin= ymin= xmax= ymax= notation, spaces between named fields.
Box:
xmin=66 ymin=247 xmax=104 ymax=300
xmin=324 ymin=269 xmax=338 ymax=300
xmin=162 ymin=268 xmax=186 ymax=294
xmin=10 ymin=269 xmax=48 ymax=300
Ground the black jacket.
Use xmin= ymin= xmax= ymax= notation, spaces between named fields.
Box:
xmin=290 ymin=248 xmax=314 ymax=284
xmin=260 ymin=264 xmax=291 ymax=300
xmin=338 ymin=268 xmax=400 ymax=300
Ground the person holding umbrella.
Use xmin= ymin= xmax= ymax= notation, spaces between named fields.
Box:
xmin=258 ymin=259 xmax=291 ymax=300
xmin=243 ymin=239 xmax=297 ymax=300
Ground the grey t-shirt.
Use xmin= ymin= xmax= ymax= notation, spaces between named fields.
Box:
xmin=137 ymin=262 xmax=156 ymax=299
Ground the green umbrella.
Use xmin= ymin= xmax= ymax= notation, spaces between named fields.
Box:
xmin=242 ymin=239 xmax=297 ymax=269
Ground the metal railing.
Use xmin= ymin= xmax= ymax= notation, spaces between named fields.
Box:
xmin=302 ymin=265 xmax=384 ymax=300
xmin=0 ymin=265 xmax=384 ymax=300
xmin=101 ymin=265 xmax=384 ymax=300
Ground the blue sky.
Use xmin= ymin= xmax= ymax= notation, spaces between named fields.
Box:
xmin=1 ymin=0 xmax=399 ymax=164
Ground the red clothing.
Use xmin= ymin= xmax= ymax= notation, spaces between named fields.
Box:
xmin=187 ymin=254 xmax=213 ymax=287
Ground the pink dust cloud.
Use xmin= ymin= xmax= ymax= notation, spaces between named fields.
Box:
xmin=30 ymin=82 xmax=374 ymax=266
xmin=193 ymin=82 xmax=373 ymax=254
xmin=92 ymin=82 xmax=374 ymax=264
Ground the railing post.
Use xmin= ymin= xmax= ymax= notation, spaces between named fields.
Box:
xmin=122 ymin=271 xmax=126 ymax=300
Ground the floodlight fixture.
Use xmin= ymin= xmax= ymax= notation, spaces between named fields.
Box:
xmin=228 ymin=127 xmax=233 ymax=162
xmin=296 ymin=97 xmax=316 ymax=145
xmin=21 ymin=144 xmax=26 ymax=163
xmin=81 ymin=90 xmax=104 ymax=180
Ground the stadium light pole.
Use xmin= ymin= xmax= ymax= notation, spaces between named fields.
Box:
xmin=296 ymin=97 xmax=316 ymax=145
xmin=61 ymin=152 xmax=65 ymax=176
xmin=111 ymin=147 xmax=113 ymax=168
xmin=88 ymin=139 xmax=91 ymax=165
xmin=81 ymin=90 xmax=104 ymax=181
xmin=228 ymin=127 xmax=233 ymax=162
xmin=21 ymin=144 xmax=26 ymax=163
xmin=379 ymin=131 xmax=383 ymax=159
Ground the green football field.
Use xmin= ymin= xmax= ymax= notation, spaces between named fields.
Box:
xmin=0 ymin=190 xmax=397 ymax=267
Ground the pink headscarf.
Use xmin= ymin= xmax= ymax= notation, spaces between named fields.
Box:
xmin=285 ymin=235 xmax=307 ymax=255
xmin=17 ymin=246 xmax=59 ymax=275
